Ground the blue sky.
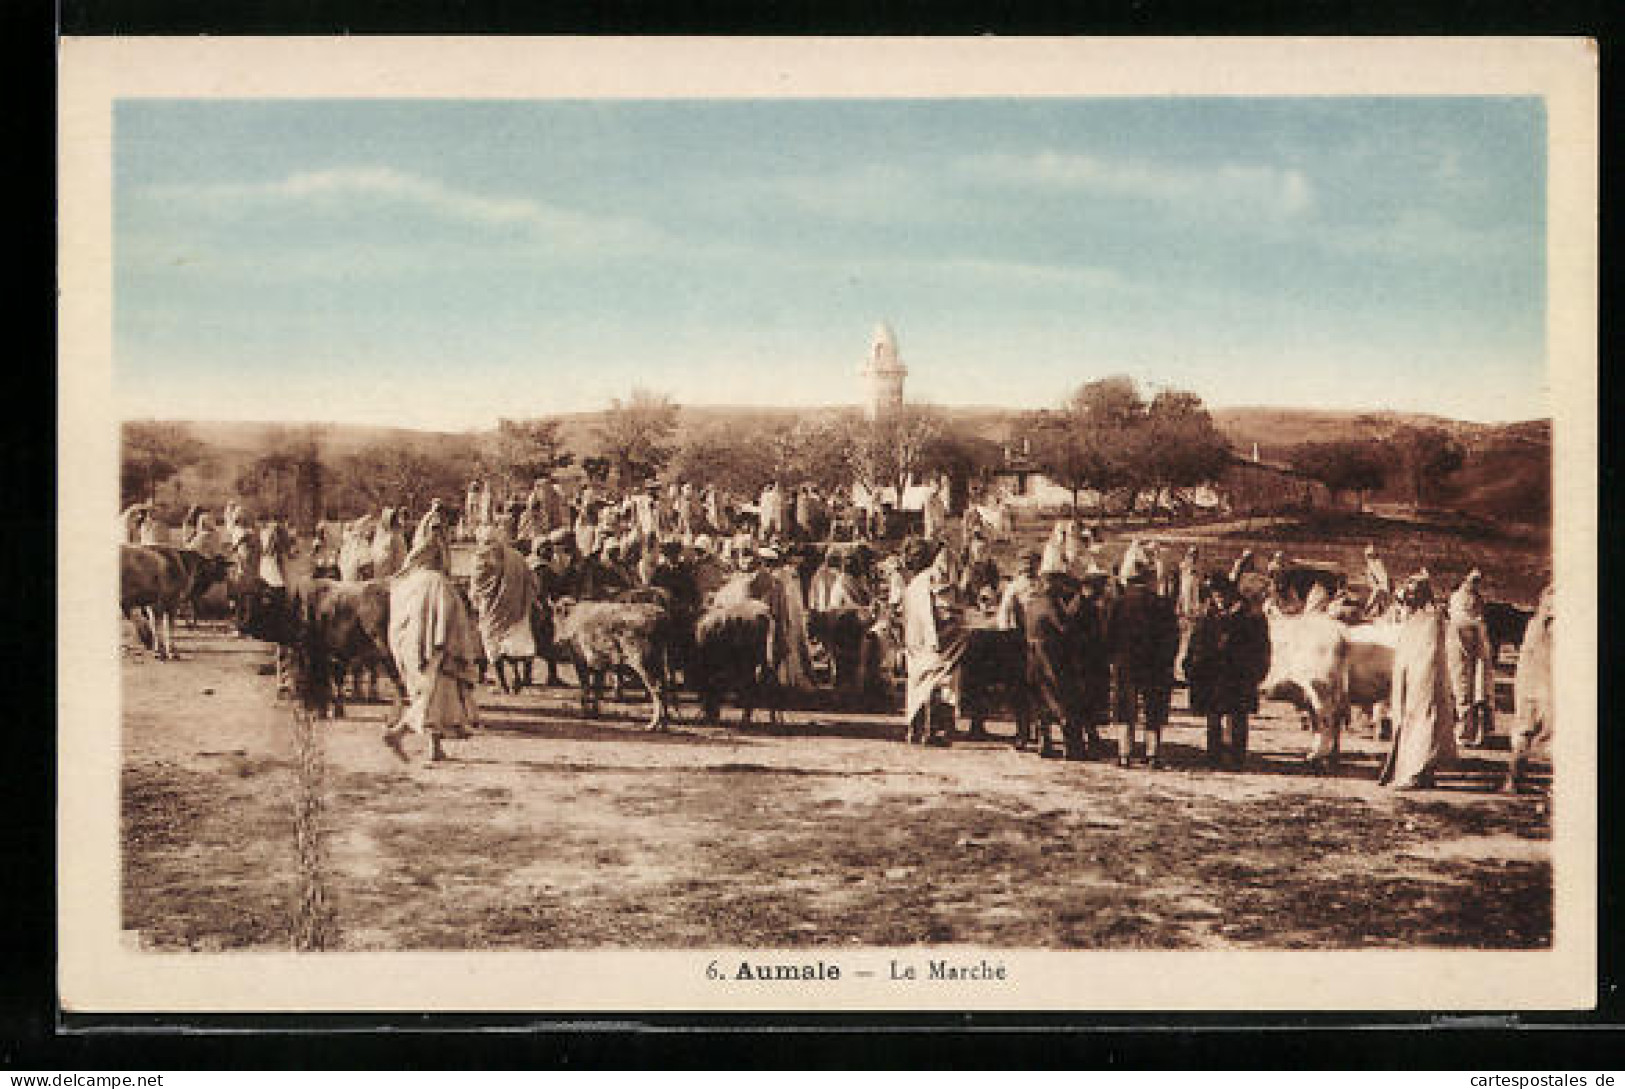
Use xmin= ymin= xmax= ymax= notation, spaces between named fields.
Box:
xmin=114 ymin=97 xmax=1546 ymax=429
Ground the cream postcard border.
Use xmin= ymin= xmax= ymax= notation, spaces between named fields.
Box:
xmin=58 ymin=36 xmax=1599 ymax=1013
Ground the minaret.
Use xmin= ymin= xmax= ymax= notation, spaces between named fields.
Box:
xmin=860 ymin=322 xmax=907 ymax=419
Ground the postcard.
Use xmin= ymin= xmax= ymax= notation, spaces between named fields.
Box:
xmin=59 ymin=36 xmax=1598 ymax=1012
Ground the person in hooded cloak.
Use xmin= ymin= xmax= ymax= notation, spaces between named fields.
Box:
xmin=1363 ymin=544 xmax=1393 ymax=619
xmin=470 ymin=524 xmax=540 ymax=692
xmin=258 ymin=521 xmax=292 ymax=588
xmin=383 ymin=512 xmax=482 ymax=764
xmin=922 ymin=484 xmax=948 ymax=541
xmin=901 ymin=539 xmax=963 ymax=746
xmin=1378 ymin=574 xmax=1458 ymax=790
xmin=1446 ymin=569 xmax=1493 ymax=746
xmin=1505 ymin=582 xmax=1554 ymax=793
xmin=119 ymin=502 xmax=153 ymax=544
xmin=337 ymin=514 xmax=377 ymax=581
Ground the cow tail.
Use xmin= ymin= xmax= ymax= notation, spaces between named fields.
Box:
xmin=290 ymin=596 xmax=333 ymax=717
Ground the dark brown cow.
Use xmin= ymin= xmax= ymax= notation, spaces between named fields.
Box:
xmin=958 ymin=626 xmax=1032 ymax=740
xmin=235 ymin=576 xmax=404 ymax=719
xmin=806 ymin=605 xmax=871 ymax=691
xmin=120 ymin=544 xmax=230 ymax=660
xmin=690 ymin=600 xmax=780 ymax=726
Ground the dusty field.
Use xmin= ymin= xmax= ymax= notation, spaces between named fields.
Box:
xmin=121 ymin=622 xmax=1552 ymax=953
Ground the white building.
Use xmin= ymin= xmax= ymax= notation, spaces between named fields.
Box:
xmin=859 ymin=322 xmax=907 ymax=419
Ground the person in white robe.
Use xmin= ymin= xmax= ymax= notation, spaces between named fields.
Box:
xmin=702 ymin=486 xmax=724 ymax=536
xmin=1176 ymin=547 xmax=1202 ymax=619
xmin=258 ymin=521 xmax=292 ymax=588
xmin=922 ymin=484 xmax=948 ymax=541
xmin=336 ymin=514 xmax=376 ymax=581
xmin=120 ymin=502 xmax=152 ymax=544
xmin=1378 ymin=575 xmax=1458 ymax=790
xmin=902 ymin=541 xmax=963 ymax=746
xmin=470 ymin=525 xmax=540 ymax=690
xmin=1446 ymin=570 xmax=1492 ymax=746
xmin=1505 ymin=582 xmax=1553 ymax=793
xmin=1118 ymin=537 xmax=1150 ymax=581
xmin=1363 ymin=544 xmax=1393 ymax=618
xmin=1040 ymin=521 xmax=1071 ymax=580
xmin=758 ymin=483 xmax=785 ymax=540
xmin=383 ymin=513 xmax=482 ymax=764
xmin=1228 ymin=548 xmax=1254 ymax=582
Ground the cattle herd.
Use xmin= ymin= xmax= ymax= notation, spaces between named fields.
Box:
xmin=117 ymin=493 xmax=1553 ymax=794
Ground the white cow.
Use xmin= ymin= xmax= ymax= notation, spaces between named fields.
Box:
xmin=1262 ymin=598 xmax=1398 ymax=767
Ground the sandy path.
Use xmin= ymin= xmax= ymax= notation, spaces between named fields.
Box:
xmin=120 ymin=621 xmax=1552 ymax=952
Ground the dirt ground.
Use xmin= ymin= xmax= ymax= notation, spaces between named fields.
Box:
xmin=121 ymin=622 xmax=1552 ymax=953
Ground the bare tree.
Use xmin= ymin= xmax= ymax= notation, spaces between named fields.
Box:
xmin=596 ymin=389 xmax=680 ymax=488
xmin=844 ymin=405 xmax=945 ymax=506
xmin=487 ymin=417 xmax=574 ymax=496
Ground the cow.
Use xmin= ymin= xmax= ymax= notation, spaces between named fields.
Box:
xmin=234 ymin=576 xmax=405 ymax=719
xmin=1263 ymin=603 xmax=1402 ymax=766
xmin=957 ymin=626 xmax=1031 ymax=742
xmin=119 ymin=544 xmax=231 ymax=660
xmin=689 ymin=600 xmax=780 ymax=726
xmin=1342 ymin=621 xmax=1397 ymax=735
xmin=551 ymin=599 xmax=676 ymax=731
xmin=806 ymin=605 xmax=871 ymax=692
xmin=1260 ymin=604 xmax=1349 ymax=767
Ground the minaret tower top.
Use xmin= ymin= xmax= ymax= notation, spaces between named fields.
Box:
xmin=860 ymin=322 xmax=907 ymax=419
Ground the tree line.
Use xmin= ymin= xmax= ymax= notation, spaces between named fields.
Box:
xmin=1283 ymin=424 xmax=1466 ymax=510
xmin=119 ymin=375 xmax=1470 ymax=528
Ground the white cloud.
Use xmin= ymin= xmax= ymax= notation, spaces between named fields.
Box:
xmin=959 ymin=151 xmax=1315 ymax=219
xmin=1322 ymin=208 xmax=1525 ymax=263
xmin=144 ymin=167 xmax=660 ymax=251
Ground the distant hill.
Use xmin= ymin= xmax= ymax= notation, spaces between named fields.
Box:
xmin=1207 ymin=407 xmax=1528 ymax=463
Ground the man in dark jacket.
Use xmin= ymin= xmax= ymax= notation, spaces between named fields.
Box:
xmin=1107 ymin=569 xmax=1181 ymax=768
xmin=1020 ymin=569 xmax=1096 ymax=759
xmin=1184 ymin=576 xmax=1273 ymax=770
